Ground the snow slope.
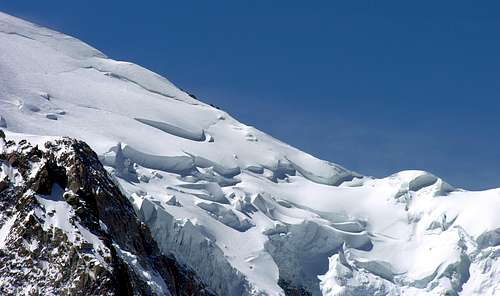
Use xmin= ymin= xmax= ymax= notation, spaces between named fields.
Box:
xmin=0 ymin=11 xmax=499 ymax=295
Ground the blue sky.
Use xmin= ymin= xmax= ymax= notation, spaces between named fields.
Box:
xmin=1 ymin=1 xmax=499 ymax=189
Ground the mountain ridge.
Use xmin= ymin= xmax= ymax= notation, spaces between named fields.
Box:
xmin=0 ymin=134 xmax=214 ymax=295
xmin=0 ymin=11 xmax=499 ymax=296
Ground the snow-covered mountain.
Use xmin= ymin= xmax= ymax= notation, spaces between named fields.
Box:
xmin=0 ymin=11 xmax=498 ymax=295
xmin=0 ymin=135 xmax=213 ymax=295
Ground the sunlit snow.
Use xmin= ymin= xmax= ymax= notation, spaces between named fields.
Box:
xmin=0 ymin=11 xmax=498 ymax=295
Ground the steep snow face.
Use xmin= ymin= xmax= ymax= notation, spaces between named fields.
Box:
xmin=0 ymin=11 xmax=499 ymax=296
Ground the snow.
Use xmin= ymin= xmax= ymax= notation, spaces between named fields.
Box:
xmin=113 ymin=243 xmax=171 ymax=296
xmin=0 ymin=10 xmax=499 ymax=295
xmin=0 ymin=214 xmax=16 ymax=249
xmin=36 ymin=185 xmax=76 ymax=236
xmin=0 ymin=163 xmax=23 ymax=186
xmin=34 ymin=184 xmax=111 ymax=267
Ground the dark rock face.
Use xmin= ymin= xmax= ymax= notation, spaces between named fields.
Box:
xmin=0 ymin=137 xmax=214 ymax=296
xmin=278 ymin=279 xmax=312 ymax=296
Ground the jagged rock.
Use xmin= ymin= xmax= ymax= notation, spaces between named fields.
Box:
xmin=278 ymin=279 xmax=312 ymax=296
xmin=0 ymin=178 xmax=8 ymax=193
xmin=0 ymin=137 xmax=215 ymax=296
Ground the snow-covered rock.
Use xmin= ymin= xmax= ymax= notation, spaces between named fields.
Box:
xmin=0 ymin=11 xmax=499 ymax=295
xmin=0 ymin=136 xmax=213 ymax=295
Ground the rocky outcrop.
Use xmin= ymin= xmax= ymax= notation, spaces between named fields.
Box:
xmin=0 ymin=135 xmax=214 ymax=296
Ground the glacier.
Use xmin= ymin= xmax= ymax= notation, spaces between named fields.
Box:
xmin=0 ymin=11 xmax=499 ymax=295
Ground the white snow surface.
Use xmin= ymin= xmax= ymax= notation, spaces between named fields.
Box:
xmin=0 ymin=11 xmax=499 ymax=295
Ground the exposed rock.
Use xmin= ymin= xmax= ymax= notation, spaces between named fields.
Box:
xmin=0 ymin=137 xmax=215 ymax=296
xmin=0 ymin=178 xmax=8 ymax=193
